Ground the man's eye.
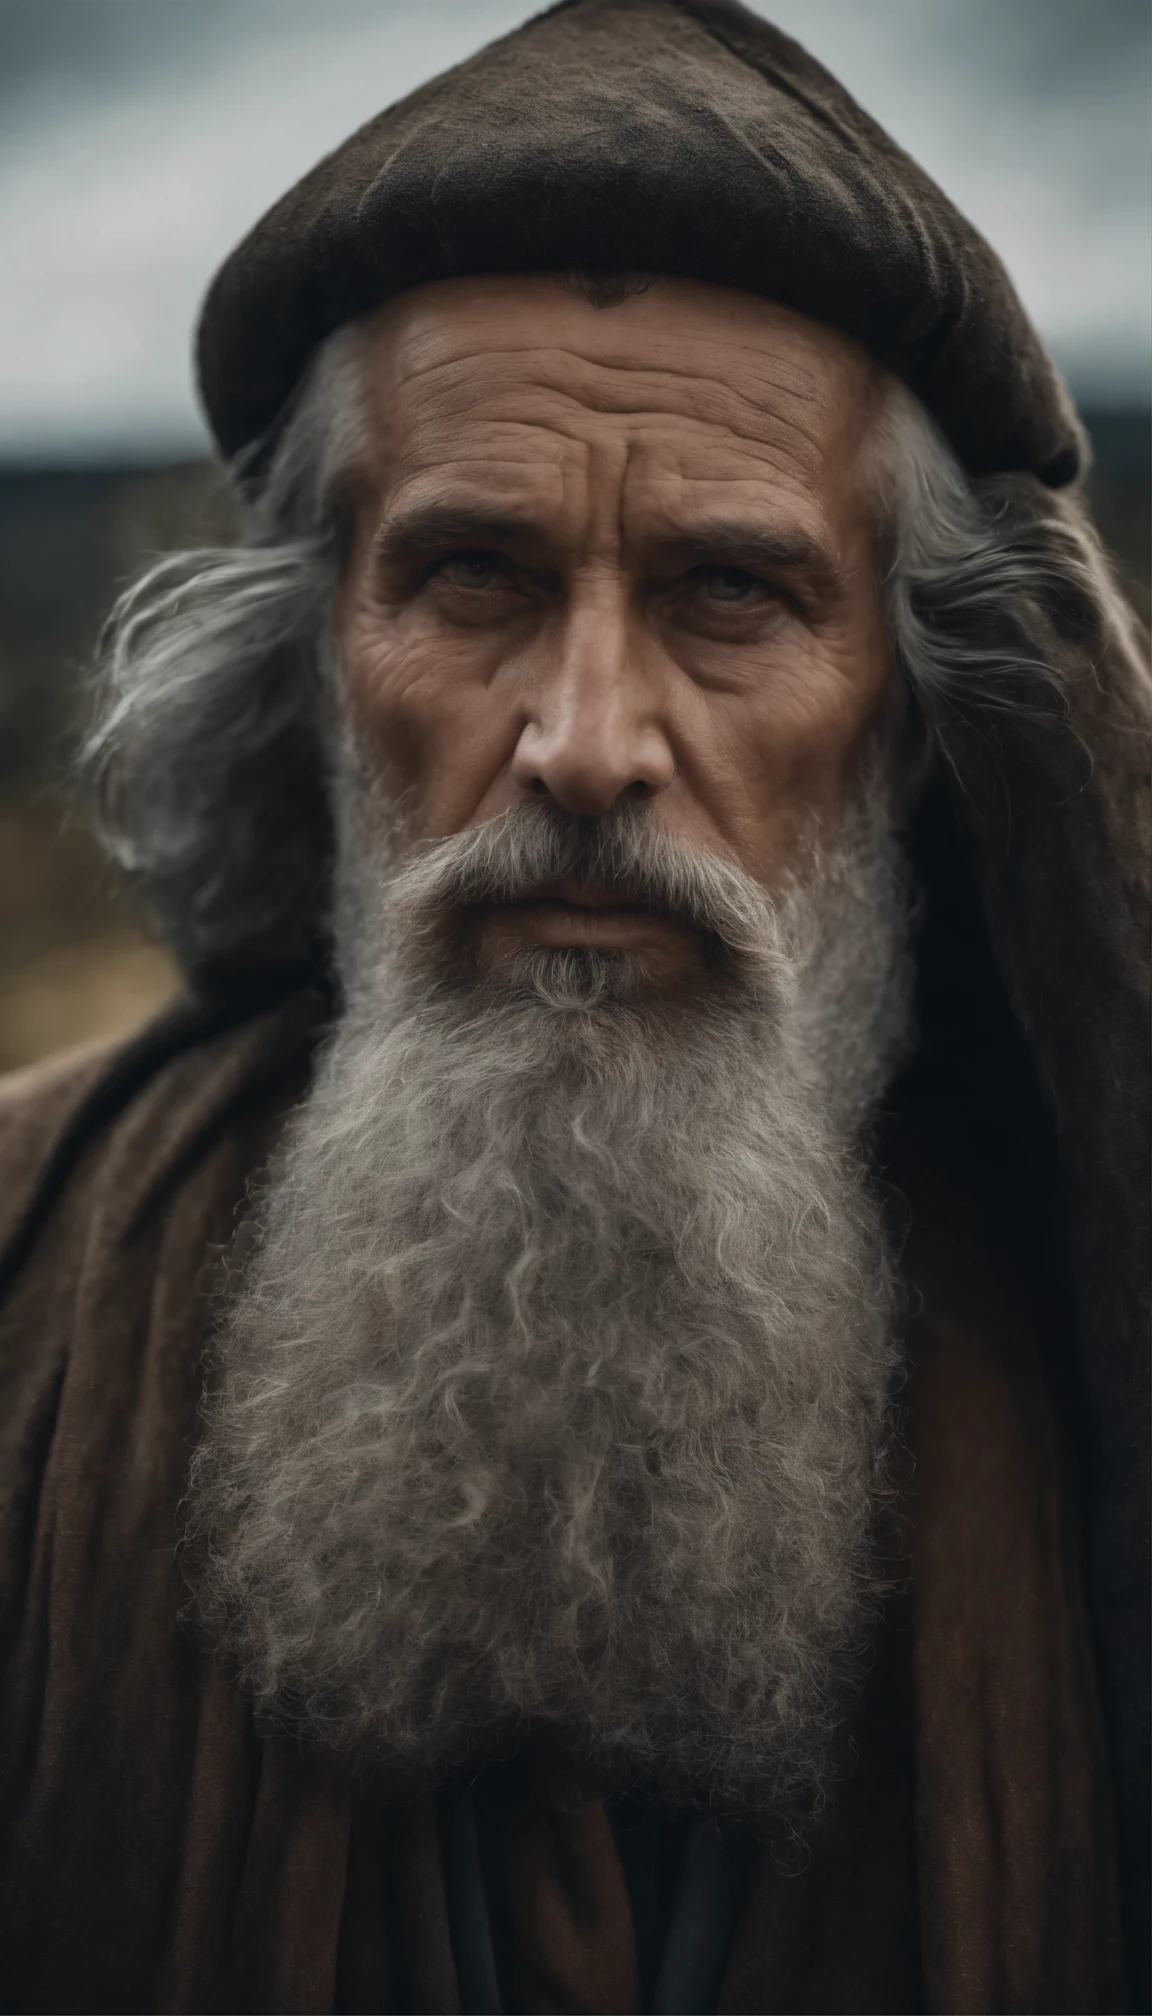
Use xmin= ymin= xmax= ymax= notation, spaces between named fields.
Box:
xmin=700 ymin=566 xmax=760 ymax=604
xmin=440 ymin=552 xmax=502 ymax=590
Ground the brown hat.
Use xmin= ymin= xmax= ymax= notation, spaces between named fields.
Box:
xmin=196 ymin=0 xmax=1085 ymax=484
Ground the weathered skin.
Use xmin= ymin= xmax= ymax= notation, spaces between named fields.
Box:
xmin=338 ymin=273 xmax=898 ymax=984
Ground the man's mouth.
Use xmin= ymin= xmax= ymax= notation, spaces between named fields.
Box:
xmin=508 ymin=876 xmax=656 ymax=919
xmin=464 ymin=877 xmax=704 ymax=971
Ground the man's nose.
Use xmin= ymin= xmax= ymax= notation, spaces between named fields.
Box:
xmin=510 ymin=599 xmax=675 ymax=816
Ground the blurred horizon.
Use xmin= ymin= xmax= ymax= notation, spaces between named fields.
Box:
xmin=0 ymin=0 xmax=1149 ymax=462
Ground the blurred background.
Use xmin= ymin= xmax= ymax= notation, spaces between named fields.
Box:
xmin=1 ymin=0 xmax=1148 ymax=1073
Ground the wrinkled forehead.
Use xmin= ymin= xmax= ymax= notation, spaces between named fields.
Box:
xmin=347 ymin=273 xmax=890 ymax=538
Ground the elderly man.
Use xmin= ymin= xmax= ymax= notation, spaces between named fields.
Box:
xmin=0 ymin=2 xmax=1147 ymax=2011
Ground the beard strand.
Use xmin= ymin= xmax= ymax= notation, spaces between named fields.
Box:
xmin=185 ymin=787 xmax=910 ymax=1824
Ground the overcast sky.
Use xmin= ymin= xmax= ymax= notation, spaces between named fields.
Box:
xmin=1 ymin=0 xmax=1148 ymax=460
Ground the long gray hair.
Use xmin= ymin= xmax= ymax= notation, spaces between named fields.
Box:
xmin=84 ymin=326 xmax=1125 ymax=979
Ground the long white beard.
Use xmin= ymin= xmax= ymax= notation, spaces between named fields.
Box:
xmin=188 ymin=789 xmax=911 ymax=1822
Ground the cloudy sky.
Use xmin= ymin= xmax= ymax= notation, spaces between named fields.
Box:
xmin=1 ymin=0 xmax=1148 ymax=459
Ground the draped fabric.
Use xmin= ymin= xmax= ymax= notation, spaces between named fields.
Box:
xmin=0 ymin=997 xmax=1124 ymax=2012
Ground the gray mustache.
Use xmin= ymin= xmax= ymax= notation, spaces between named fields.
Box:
xmin=386 ymin=800 xmax=786 ymax=971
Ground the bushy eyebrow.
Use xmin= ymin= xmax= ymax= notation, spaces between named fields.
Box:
xmin=373 ymin=504 xmax=539 ymax=564
xmin=373 ymin=501 xmax=841 ymax=594
xmin=662 ymin=524 xmax=833 ymax=579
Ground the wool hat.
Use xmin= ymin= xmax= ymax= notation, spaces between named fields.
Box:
xmin=196 ymin=0 xmax=1084 ymax=484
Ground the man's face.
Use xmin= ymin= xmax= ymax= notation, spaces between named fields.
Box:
xmin=337 ymin=273 xmax=894 ymax=991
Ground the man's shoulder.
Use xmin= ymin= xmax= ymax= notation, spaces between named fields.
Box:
xmin=0 ymin=1035 xmax=121 ymax=1115
xmin=0 ymin=989 xmax=321 ymax=1295
xmin=0 ymin=1031 xmax=126 ymax=1176
xmin=0 ymin=1034 xmax=143 ymax=1265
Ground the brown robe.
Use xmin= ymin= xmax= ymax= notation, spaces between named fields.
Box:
xmin=0 ymin=993 xmax=1125 ymax=2013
